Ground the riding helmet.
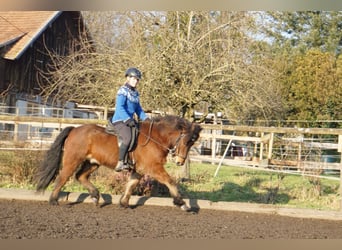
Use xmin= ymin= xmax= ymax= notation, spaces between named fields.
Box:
xmin=125 ymin=67 xmax=142 ymax=80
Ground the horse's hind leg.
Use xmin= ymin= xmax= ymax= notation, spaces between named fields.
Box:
xmin=49 ymin=164 xmax=79 ymax=205
xmin=120 ymin=171 xmax=142 ymax=208
xmin=75 ymin=161 xmax=100 ymax=205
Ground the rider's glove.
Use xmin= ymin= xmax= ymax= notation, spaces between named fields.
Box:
xmin=125 ymin=119 xmax=136 ymax=127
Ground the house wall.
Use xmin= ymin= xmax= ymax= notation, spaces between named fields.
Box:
xmin=0 ymin=57 xmax=8 ymax=93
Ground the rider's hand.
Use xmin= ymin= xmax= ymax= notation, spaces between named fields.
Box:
xmin=126 ymin=119 xmax=136 ymax=127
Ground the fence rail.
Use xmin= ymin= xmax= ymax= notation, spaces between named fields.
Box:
xmin=1 ymin=114 xmax=341 ymax=172
xmin=0 ymin=114 xmax=342 ymax=210
xmin=1 ymin=114 xmax=342 ymax=208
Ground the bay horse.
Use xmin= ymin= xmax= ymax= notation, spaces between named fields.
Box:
xmin=35 ymin=115 xmax=202 ymax=211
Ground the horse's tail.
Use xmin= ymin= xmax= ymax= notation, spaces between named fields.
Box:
xmin=35 ymin=126 xmax=74 ymax=192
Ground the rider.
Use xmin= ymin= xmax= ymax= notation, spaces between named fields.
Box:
xmin=111 ymin=67 xmax=149 ymax=172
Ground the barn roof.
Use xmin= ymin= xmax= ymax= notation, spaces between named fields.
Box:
xmin=0 ymin=11 xmax=61 ymax=60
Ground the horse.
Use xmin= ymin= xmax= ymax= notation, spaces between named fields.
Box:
xmin=34 ymin=115 xmax=202 ymax=211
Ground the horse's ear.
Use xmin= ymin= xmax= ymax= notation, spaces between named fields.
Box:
xmin=193 ymin=122 xmax=203 ymax=132
xmin=192 ymin=123 xmax=203 ymax=135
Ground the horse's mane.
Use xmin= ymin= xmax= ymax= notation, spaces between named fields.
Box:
xmin=152 ymin=115 xmax=192 ymax=131
xmin=152 ymin=115 xmax=202 ymax=141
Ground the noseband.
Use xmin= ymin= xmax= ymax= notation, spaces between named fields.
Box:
xmin=169 ymin=133 xmax=187 ymax=159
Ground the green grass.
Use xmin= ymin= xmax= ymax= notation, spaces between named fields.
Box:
xmin=164 ymin=163 xmax=340 ymax=211
xmin=0 ymin=150 xmax=340 ymax=211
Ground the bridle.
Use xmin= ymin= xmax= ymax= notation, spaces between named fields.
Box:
xmin=138 ymin=120 xmax=189 ymax=159
xmin=169 ymin=133 xmax=187 ymax=159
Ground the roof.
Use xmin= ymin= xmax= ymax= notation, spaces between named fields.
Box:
xmin=0 ymin=11 xmax=61 ymax=60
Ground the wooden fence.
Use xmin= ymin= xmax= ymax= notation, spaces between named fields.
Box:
xmin=1 ymin=114 xmax=342 ymax=209
xmin=1 ymin=114 xmax=341 ymax=174
xmin=198 ymin=123 xmax=342 ymax=172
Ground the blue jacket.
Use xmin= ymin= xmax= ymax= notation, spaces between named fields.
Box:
xmin=111 ymin=84 xmax=148 ymax=123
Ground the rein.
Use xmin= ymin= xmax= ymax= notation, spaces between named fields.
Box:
xmin=138 ymin=120 xmax=187 ymax=157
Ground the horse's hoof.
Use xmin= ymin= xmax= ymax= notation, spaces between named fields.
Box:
xmin=119 ymin=205 xmax=130 ymax=209
xmin=180 ymin=204 xmax=191 ymax=211
xmin=119 ymin=203 xmax=129 ymax=209
xmin=49 ymin=200 xmax=59 ymax=206
xmin=91 ymin=197 xmax=99 ymax=205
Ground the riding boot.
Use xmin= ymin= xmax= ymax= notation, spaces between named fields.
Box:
xmin=115 ymin=143 xmax=130 ymax=172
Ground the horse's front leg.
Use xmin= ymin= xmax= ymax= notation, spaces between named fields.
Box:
xmin=152 ymin=167 xmax=190 ymax=211
xmin=120 ymin=171 xmax=142 ymax=208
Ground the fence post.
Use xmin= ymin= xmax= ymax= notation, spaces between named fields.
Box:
xmin=259 ymin=132 xmax=264 ymax=160
xmin=104 ymin=106 xmax=108 ymax=120
xmin=268 ymin=132 xmax=274 ymax=161
xmin=338 ymin=135 xmax=342 ymax=211
xmin=211 ymin=114 xmax=217 ymax=164
xmin=13 ymin=107 xmax=19 ymax=142
xmin=297 ymin=139 xmax=302 ymax=170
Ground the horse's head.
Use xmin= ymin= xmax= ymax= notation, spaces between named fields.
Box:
xmin=143 ymin=115 xmax=202 ymax=166
xmin=168 ymin=117 xmax=202 ymax=166
xmin=174 ymin=122 xmax=202 ymax=165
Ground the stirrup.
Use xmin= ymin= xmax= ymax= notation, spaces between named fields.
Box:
xmin=115 ymin=162 xmax=130 ymax=172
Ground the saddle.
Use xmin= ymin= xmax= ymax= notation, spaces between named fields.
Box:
xmin=105 ymin=120 xmax=139 ymax=152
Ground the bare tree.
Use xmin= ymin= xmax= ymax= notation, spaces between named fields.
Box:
xmin=39 ymin=11 xmax=282 ymax=123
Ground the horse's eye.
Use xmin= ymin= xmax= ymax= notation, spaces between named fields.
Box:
xmin=187 ymin=137 xmax=196 ymax=145
xmin=191 ymin=135 xmax=198 ymax=142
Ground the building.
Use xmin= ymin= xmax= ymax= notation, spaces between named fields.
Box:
xmin=0 ymin=11 xmax=95 ymax=140
xmin=0 ymin=11 xmax=91 ymax=107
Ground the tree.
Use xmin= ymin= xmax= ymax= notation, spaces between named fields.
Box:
xmin=285 ymin=49 xmax=342 ymax=124
xmin=139 ymin=11 xmax=283 ymax=122
xmin=262 ymin=11 xmax=342 ymax=54
xmin=39 ymin=11 xmax=284 ymax=124
xmin=258 ymin=11 xmax=342 ymax=126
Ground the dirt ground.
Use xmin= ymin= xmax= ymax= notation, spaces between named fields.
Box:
xmin=1 ymin=199 xmax=342 ymax=239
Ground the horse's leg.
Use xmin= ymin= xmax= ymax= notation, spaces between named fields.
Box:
xmin=120 ymin=171 xmax=142 ymax=208
xmin=151 ymin=166 xmax=189 ymax=211
xmin=75 ymin=161 xmax=100 ymax=205
xmin=49 ymin=168 xmax=76 ymax=205
xmin=49 ymin=158 xmax=83 ymax=205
